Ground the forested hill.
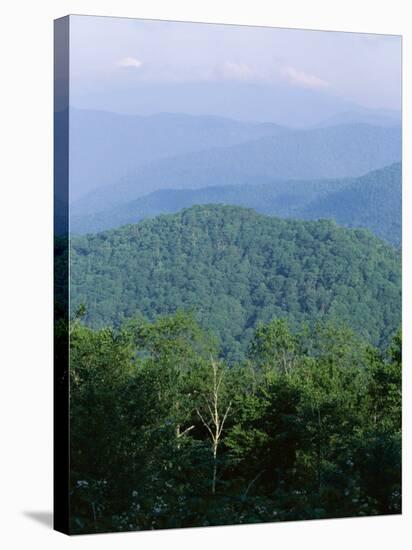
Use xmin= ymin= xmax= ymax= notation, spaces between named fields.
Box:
xmin=71 ymin=163 xmax=401 ymax=245
xmin=70 ymin=205 xmax=401 ymax=360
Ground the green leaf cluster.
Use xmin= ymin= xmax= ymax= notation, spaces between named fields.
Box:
xmin=68 ymin=312 xmax=401 ymax=533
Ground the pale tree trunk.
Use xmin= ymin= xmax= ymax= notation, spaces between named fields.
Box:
xmin=196 ymin=359 xmax=232 ymax=494
xmin=175 ymin=399 xmax=194 ymax=450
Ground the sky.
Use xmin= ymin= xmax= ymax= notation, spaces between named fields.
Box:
xmin=69 ymin=15 xmax=401 ymax=124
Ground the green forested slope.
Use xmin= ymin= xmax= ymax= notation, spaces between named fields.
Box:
xmin=70 ymin=205 xmax=400 ymax=359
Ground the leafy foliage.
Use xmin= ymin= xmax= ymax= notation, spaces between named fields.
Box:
xmin=68 ymin=312 xmax=401 ymax=533
xmin=70 ymin=205 xmax=401 ymax=360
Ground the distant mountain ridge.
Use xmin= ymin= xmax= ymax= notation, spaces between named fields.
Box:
xmin=71 ymin=175 xmax=347 ymax=233
xmin=71 ymin=163 xmax=402 ymax=246
xmin=301 ymin=163 xmax=401 ymax=245
xmin=71 ymin=122 xmax=401 ymax=217
xmin=69 ymin=108 xmax=288 ymax=200
xmin=314 ymin=108 xmax=401 ymax=128
xmin=72 ymin=80 xmax=400 ymax=128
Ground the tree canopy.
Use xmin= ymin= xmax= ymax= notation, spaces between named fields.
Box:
xmin=69 ymin=312 xmax=401 ymax=533
xmin=69 ymin=205 xmax=401 ymax=360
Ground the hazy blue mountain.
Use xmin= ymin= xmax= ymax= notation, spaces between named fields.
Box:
xmin=71 ymin=176 xmax=345 ymax=234
xmin=71 ymin=164 xmax=401 ymax=245
xmin=71 ymin=123 xmax=401 ymax=218
xmin=72 ymin=124 xmax=401 ymax=215
xmin=69 ymin=108 xmax=288 ymax=200
xmin=72 ymin=80 xmax=380 ymax=127
xmin=314 ymin=108 xmax=401 ymax=128
xmin=301 ymin=162 xmax=401 ymax=245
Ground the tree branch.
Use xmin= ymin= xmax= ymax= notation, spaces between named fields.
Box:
xmin=196 ymin=408 xmax=214 ymax=438
xmin=177 ymin=425 xmax=195 ymax=438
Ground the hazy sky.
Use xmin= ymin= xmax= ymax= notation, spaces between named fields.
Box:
xmin=69 ymin=15 xmax=401 ymax=121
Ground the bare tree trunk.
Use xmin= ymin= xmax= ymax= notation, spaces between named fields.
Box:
xmin=196 ymin=358 xmax=232 ymax=495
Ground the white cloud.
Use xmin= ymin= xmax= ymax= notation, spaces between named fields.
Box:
xmin=281 ymin=66 xmax=329 ymax=89
xmin=213 ymin=61 xmax=256 ymax=81
xmin=117 ymin=56 xmax=143 ymax=68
